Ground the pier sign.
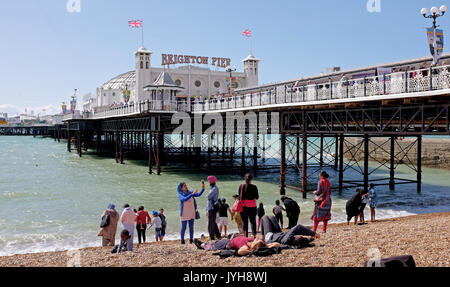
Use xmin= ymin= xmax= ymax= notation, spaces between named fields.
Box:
xmin=161 ymin=54 xmax=231 ymax=68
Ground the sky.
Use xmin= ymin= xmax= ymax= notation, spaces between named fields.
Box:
xmin=0 ymin=0 xmax=449 ymax=116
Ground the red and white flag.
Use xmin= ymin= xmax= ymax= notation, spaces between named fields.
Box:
xmin=128 ymin=20 xmax=143 ymax=28
xmin=242 ymin=29 xmax=252 ymax=37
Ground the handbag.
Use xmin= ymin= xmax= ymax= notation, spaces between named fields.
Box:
xmin=195 ymin=210 xmax=201 ymax=220
xmin=234 ymin=185 xmax=244 ymax=213
xmin=314 ymin=193 xmax=325 ymax=203
xmin=100 ymin=213 xmax=110 ymax=228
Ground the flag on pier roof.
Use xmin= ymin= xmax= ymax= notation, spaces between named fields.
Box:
xmin=242 ymin=29 xmax=251 ymax=37
xmin=129 ymin=20 xmax=143 ymax=28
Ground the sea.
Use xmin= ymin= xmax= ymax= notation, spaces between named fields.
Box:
xmin=0 ymin=136 xmax=449 ymax=256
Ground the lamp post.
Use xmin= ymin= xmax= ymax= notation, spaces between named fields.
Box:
xmin=70 ymin=89 xmax=77 ymax=117
xmin=226 ymin=65 xmax=237 ymax=97
xmin=122 ymin=83 xmax=130 ymax=104
xmin=421 ymin=5 xmax=447 ymax=65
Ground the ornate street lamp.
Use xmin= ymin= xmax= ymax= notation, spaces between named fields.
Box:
xmin=122 ymin=83 xmax=131 ymax=104
xmin=70 ymin=89 xmax=77 ymax=114
xmin=226 ymin=65 xmax=237 ymax=96
xmin=421 ymin=5 xmax=447 ymax=65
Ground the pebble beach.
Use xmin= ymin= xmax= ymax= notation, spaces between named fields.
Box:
xmin=0 ymin=212 xmax=448 ymax=267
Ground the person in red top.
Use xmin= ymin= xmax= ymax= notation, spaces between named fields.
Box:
xmin=238 ymin=173 xmax=259 ymax=238
xmin=311 ymin=171 xmax=332 ymax=233
xmin=136 ymin=206 xmax=151 ymax=244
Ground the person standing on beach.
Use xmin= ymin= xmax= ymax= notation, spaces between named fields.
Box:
xmin=149 ymin=211 xmax=162 ymax=242
xmin=369 ymin=184 xmax=378 ymax=222
xmin=178 ymin=181 xmax=205 ymax=244
xmin=100 ymin=203 xmax=119 ymax=247
xmin=311 ymin=171 xmax=332 ymax=233
xmin=257 ymin=203 xmax=265 ymax=234
xmin=273 ymin=200 xmax=285 ymax=229
xmin=121 ymin=204 xmax=136 ymax=242
xmin=218 ymin=198 xmax=232 ymax=237
xmin=159 ymin=208 xmax=167 ymax=241
xmin=231 ymin=194 xmax=244 ymax=234
xmin=135 ymin=206 xmax=151 ymax=244
xmin=281 ymin=196 xmax=300 ymax=229
xmin=238 ymin=173 xmax=259 ymax=238
xmin=206 ymin=175 xmax=221 ymax=240
xmin=359 ymin=189 xmax=369 ymax=224
xmin=346 ymin=188 xmax=363 ymax=225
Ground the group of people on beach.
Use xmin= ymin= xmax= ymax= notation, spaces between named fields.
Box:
xmin=346 ymin=183 xmax=378 ymax=225
xmin=98 ymin=169 xmax=379 ymax=255
xmin=98 ymin=204 xmax=167 ymax=252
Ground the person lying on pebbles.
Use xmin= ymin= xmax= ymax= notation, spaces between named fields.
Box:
xmin=194 ymin=233 xmax=280 ymax=256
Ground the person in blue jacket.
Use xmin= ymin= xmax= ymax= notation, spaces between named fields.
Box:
xmin=178 ymin=181 xmax=205 ymax=244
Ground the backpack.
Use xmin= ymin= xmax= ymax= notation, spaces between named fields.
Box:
xmin=213 ymin=200 xmax=220 ymax=213
xmin=251 ymin=246 xmax=282 ymax=257
xmin=100 ymin=213 xmax=110 ymax=228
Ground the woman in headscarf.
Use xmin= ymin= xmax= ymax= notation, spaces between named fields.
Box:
xmin=311 ymin=171 xmax=332 ymax=233
xmin=100 ymin=203 xmax=119 ymax=247
xmin=178 ymin=181 xmax=205 ymax=244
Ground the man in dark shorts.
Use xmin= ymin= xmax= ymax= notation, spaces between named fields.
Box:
xmin=260 ymin=215 xmax=319 ymax=247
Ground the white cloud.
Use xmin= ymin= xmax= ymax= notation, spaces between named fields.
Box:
xmin=0 ymin=103 xmax=60 ymax=117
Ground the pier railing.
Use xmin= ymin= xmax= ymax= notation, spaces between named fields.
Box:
xmin=193 ymin=65 xmax=450 ymax=112
xmin=64 ymin=100 xmax=189 ymax=121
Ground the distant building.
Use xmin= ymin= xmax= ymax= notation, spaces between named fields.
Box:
xmin=89 ymin=47 xmax=260 ymax=110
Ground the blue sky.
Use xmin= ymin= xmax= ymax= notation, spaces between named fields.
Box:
xmin=0 ymin=0 xmax=448 ymax=115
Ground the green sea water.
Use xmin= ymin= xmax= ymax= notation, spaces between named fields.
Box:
xmin=0 ymin=136 xmax=449 ymax=256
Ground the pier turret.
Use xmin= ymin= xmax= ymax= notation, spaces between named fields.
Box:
xmin=135 ymin=46 xmax=153 ymax=101
xmin=242 ymin=54 xmax=260 ymax=87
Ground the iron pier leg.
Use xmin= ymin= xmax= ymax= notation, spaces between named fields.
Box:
xmin=339 ymin=134 xmax=344 ymax=191
xmin=280 ymin=133 xmax=286 ymax=195
xmin=148 ymin=132 xmax=153 ymax=174
xmin=417 ymin=135 xmax=422 ymax=193
xmin=157 ymin=131 xmax=162 ymax=175
xmin=364 ymin=135 xmax=369 ymax=193
xmin=319 ymin=134 xmax=324 ymax=167
xmin=389 ymin=136 xmax=395 ymax=190
xmin=302 ymin=133 xmax=308 ymax=199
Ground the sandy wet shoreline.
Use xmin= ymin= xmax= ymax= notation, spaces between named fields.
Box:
xmin=0 ymin=212 xmax=448 ymax=267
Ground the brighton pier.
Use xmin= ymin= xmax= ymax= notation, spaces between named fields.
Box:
xmin=3 ymin=53 xmax=450 ymax=198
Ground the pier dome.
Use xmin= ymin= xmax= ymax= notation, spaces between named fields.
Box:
xmin=101 ymin=71 xmax=136 ymax=90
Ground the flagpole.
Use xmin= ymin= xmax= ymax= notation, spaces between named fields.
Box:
xmin=141 ymin=19 xmax=145 ymax=48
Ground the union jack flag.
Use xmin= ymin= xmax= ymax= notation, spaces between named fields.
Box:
xmin=242 ymin=29 xmax=251 ymax=37
xmin=128 ymin=20 xmax=143 ymax=28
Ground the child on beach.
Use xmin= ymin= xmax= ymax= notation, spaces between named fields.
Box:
xmin=149 ymin=211 xmax=163 ymax=242
xmin=273 ymin=200 xmax=285 ymax=229
xmin=369 ymin=184 xmax=377 ymax=222
xmin=257 ymin=203 xmax=265 ymax=233
xmin=159 ymin=208 xmax=167 ymax=241
xmin=218 ymin=198 xmax=232 ymax=237
xmin=231 ymin=194 xmax=244 ymax=234
xmin=359 ymin=189 xmax=369 ymax=224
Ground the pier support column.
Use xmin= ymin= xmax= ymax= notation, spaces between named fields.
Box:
xmin=301 ymin=133 xmax=308 ymax=199
xmin=389 ymin=136 xmax=395 ymax=190
xmin=339 ymin=134 xmax=344 ymax=191
xmin=115 ymin=132 xmax=119 ymax=163
xmin=119 ymin=132 xmax=124 ymax=164
xmin=207 ymin=142 xmax=212 ymax=174
xmin=280 ymin=133 xmax=286 ymax=195
xmin=262 ymin=135 xmax=266 ymax=162
xmin=363 ymin=135 xmax=369 ymax=193
xmin=417 ymin=135 xmax=422 ymax=194
xmin=319 ymin=134 xmax=324 ymax=167
xmin=241 ymin=134 xmax=246 ymax=175
xmin=156 ymin=131 xmax=162 ymax=175
xmin=253 ymin=135 xmax=258 ymax=176
xmin=334 ymin=135 xmax=339 ymax=170
xmin=295 ymin=136 xmax=300 ymax=171
xmin=148 ymin=132 xmax=153 ymax=174
xmin=67 ymin=131 xmax=71 ymax=153
xmin=77 ymin=131 xmax=82 ymax=158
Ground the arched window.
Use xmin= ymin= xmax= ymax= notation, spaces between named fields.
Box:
xmin=140 ymin=61 xmax=143 ymax=69
xmin=175 ymin=79 xmax=182 ymax=86
xmin=146 ymin=62 xmax=149 ymax=69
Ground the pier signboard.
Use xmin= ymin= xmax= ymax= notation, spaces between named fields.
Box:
xmin=161 ymin=54 xmax=231 ymax=68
